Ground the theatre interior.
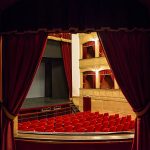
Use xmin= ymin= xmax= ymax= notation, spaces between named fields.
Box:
xmin=0 ymin=1 xmax=150 ymax=150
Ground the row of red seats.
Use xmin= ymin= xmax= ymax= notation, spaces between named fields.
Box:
xmin=18 ymin=112 xmax=135 ymax=132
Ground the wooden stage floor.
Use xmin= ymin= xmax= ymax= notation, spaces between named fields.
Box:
xmin=21 ymin=97 xmax=70 ymax=109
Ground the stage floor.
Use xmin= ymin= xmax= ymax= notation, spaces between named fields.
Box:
xmin=21 ymin=97 xmax=70 ymax=109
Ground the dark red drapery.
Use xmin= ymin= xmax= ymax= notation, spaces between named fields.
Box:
xmin=2 ymin=31 xmax=47 ymax=150
xmin=98 ymin=30 xmax=150 ymax=150
xmin=61 ymin=42 xmax=72 ymax=97
xmin=99 ymin=39 xmax=105 ymax=57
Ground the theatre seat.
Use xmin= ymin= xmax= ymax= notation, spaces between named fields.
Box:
xmin=18 ymin=112 xmax=135 ymax=133
xmin=110 ymin=126 xmax=117 ymax=132
xmin=55 ymin=127 xmax=65 ymax=132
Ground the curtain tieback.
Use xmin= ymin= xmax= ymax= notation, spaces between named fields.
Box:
xmin=0 ymin=102 xmax=15 ymax=120
xmin=134 ymin=102 xmax=150 ymax=118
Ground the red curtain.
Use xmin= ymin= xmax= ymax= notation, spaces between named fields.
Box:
xmin=2 ymin=31 xmax=47 ymax=150
xmin=61 ymin=42 xmax=72 ymax=97
xmin=99 ymin=39 xmax=105 ymax=57
xmin=98 ymin=30 xmax=150 ymax=150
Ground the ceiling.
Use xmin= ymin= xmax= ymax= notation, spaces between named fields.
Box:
xmin=0 ymin=0 xmax=150 ymax=33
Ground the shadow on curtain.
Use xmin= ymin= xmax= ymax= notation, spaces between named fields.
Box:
xmin=98 ymin=30 xmax=150 ymax=150
xmin=1 ymin=31 xmax=47 ymax=150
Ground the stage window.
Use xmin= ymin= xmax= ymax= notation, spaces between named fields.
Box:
xmin=83 ymin=71 xmax=96 ymax=89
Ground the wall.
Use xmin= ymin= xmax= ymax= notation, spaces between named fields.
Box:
xmin=43 ymin=40 xmax=62 ymax=58
xmin=26 ymin=63 xmax=45 ymax=98
xmin=72 ymin=32 xmax=135 ymax=119
xmin=52 ymin=59 xmax=68 ymax=99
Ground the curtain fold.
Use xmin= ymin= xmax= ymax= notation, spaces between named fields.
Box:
xmin=98 ymin=30 xmax=150 ymax=150
xmin=2 ymin=31 xmax=47 ymax=150
xmin=99 ymin=39 xmax=105 ymax=57
xmin=61 ymin=42 xmax=72 ymax=98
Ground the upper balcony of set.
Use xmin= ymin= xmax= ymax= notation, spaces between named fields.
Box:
xmin=79 ymin=33 xmax=109 ymax=69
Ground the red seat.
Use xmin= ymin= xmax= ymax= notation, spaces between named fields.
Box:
xmin=116 ymin=124 xmax=124 ymax=131
xmin=55 ymin=127 xmax=65 ymax=132
xmin=83 ymin=121 xmax=90 ymax=126
xmin=109 ymin=120 xmax=115 ymax=127
xmin=114 ymin=114 xmax=119 ymax=118
xmin=55 ymin=123 xmax=62 ymax=128
xmin=29 ymin=123 xmax=39 ymax=128
xmin=97 ymin=118 xmax=103 ymax=124
xmin=103 ymin=116 xmax=109 ymax=122
xmin=76 ymin=127 xmax=86 ymax=132
xmin=26 ymin=127 xmax=35 ymax=131
xmin=120 ymin=117 xmax=127 ymax=124
xmin=64 ymin=125 xmax=74 ymax=132
xmin=102 ymin=128 xmax=110 ymax=132
xmin=115 ymin=118 xmax=120 ymax=126
xmin=126 ymin=115 xmax=132 ymax=122
xmin=86 ymin=125 xmax=95 ymax=132
xmin=103 ymin=121 xmax=109 ymax=128
xmin=129 ymin=120 xmax=135 ymax=129
xmin=104 ymin=113 xmax=109 ymax=117
xmin=95 ymin=123 xmax=102 ymax=132
xmin=123 ymin=122 xmax=130 ymax=131
xmin=45 ymin=129 xmax=55 ymax=132
xmin=19 ymin=125 xmax=28 ymax=131
xmin=75 ymin=123 xmax=83 ymax=129
xmin=35 ymin=126 xmax=45 ymax=132
xmin=109 ymin=126 xmax=117 ymax=132
xmin=109 ymin=115 xmax=115 ymax=121
xmin=72 ymin=119 xmax=79 ymax=124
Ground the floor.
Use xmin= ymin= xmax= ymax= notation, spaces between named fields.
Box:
xmin=21 ymin=97 xmax=70 ymax=109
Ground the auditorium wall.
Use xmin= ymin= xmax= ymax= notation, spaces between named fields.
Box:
xmin=72 ymin=32 xmax=135 ymax=119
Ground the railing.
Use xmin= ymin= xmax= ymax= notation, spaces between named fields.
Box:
xmin=18 ymin=102 xmax=74 ymax=123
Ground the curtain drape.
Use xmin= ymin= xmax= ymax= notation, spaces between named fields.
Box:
xmin=98 ymin=30 xmax=150 ymax=150
xmin=99 ymin=39 xmax=105 ymax=57
xmin=61 ymin=42 xmax=72 ymax=98
xmin=2 ymin=31 xmax=47 ymax=150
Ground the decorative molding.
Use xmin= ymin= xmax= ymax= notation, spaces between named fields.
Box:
xmin=48 ymin=36 xmax=71 ymax=43
xmin=79 ymin=57 xmax=109 ymax=70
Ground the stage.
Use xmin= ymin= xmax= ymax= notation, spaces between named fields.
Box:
xmin=21 ymin=97 xmax=70 ymax=109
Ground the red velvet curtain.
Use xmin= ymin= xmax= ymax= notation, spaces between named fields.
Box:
xmin=61 ymin=42 xmax=72 ymax=97
xmin=2 ymin=31 xmax=47 ymax=150
xmin=99 ymin=39 xmax=105 ymax=57
xmin=98 ymin=30 xmax=150 ymax=150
